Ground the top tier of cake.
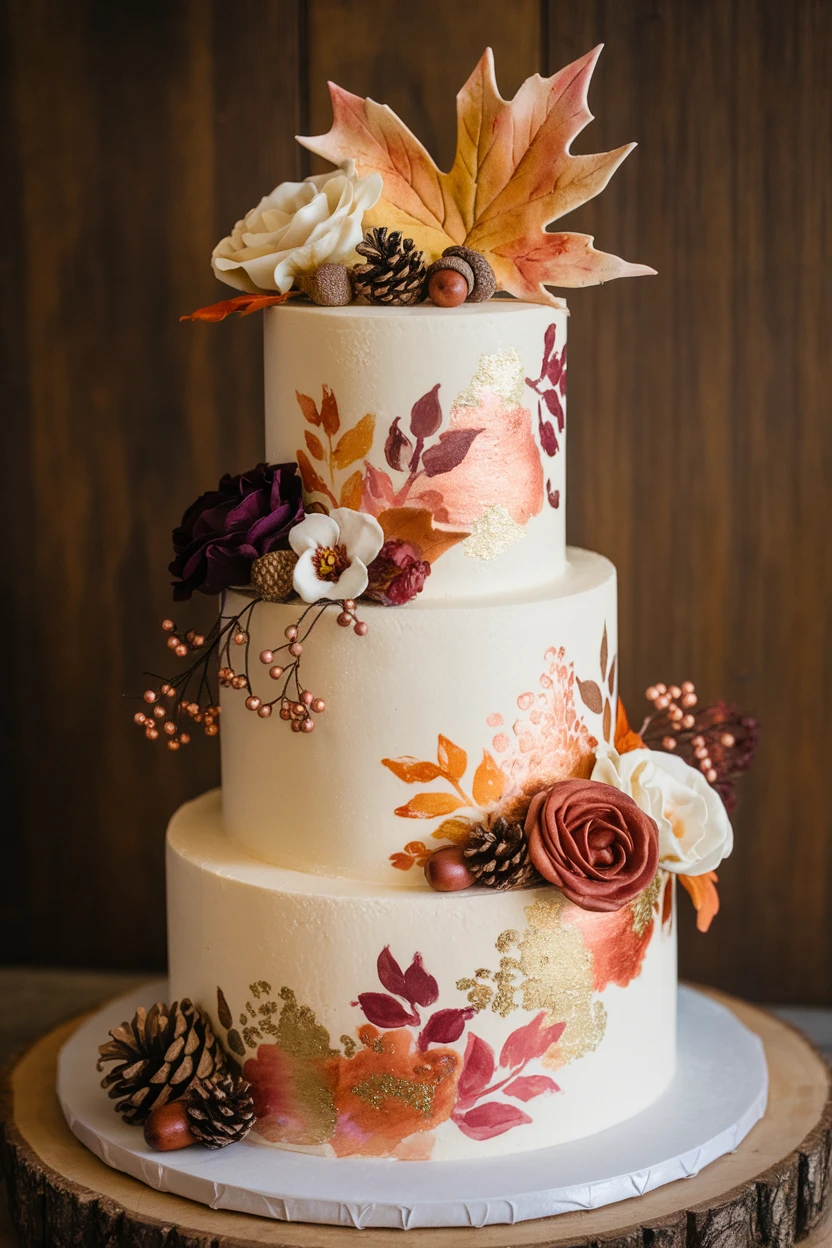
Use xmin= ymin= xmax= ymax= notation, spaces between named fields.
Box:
xmin=263 ymin=301 xmax=567 ymax=602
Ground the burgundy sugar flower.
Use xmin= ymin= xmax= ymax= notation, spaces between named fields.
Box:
xmin=170 ymin=462 xmax=304 ymax=600
xmin=364 ymin=539 xmax=431 ymax=606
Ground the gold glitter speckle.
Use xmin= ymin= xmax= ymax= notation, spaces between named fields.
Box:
xmin=352 ymin=1074 xmax=435 ymax=1116
xmin=452 ymin=348 xmax=525 ymax=413
xmin=463 ymin=504 xmax=527 ymax=561
xmin=341 ymin=1034 xmax=357 ymax=1059
xmin=631 ymin=872 xmax=664 ymax=937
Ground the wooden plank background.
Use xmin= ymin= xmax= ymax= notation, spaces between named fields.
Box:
xmin=2 ymin=0 xmax=830 ymax=1004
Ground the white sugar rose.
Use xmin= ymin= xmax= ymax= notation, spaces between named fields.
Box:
xmin=212 ymin=161 xmax=382 ymax=295
xmin=289 ymin=508 xmax=384 ymax=603
xmin=591 ymin=745 xmax=733 ymax=876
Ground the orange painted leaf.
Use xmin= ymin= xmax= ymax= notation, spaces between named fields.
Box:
xmin=340 ymin=470 xmax=364 ymax=509
xmin=296 ymin=392 xmax=321 ymax=426
xmin=333 ymin=414 xmax=375 ymax=470
xmin=404 ymin=840 xmax=429 ymax=856
xmin=180 ymin=291 xmax=296 ymax=322
xmin=437 ymin=734 xmax=467 ymax=782
xmin=298 ymin=47 xmax=654 ymax=303
xmin=614 ymin=699 xmax=645 ymax=754
xmin=320 ymin=385 xmax=340 ymax=437
xmin=431 ymin=817 xmax=473 ymax=844
xmin=471 ymin=750 xmax=506 ymax=806
xmin=382 ymin=757 xmax=444 ymax=784
xmin=305 ymin=431 xmax=325 ymax=461
xmin=377 ymin=507 xmax=468 ymax=563
xmin=296 ymin=449 xmax=334 ymax=500
xmin=394 ymin=793 xmax=465 ymax=819
xmin=680 ymin=872 xmax=719 ymax=933
xmin=390 ymin=852 xmax=415 ymax=871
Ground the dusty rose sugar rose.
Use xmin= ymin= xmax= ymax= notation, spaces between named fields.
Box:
xmin=524 ymin=778 xmax=659 ymax=913
xmin=170 ymin=462 xmax=304 ymax=601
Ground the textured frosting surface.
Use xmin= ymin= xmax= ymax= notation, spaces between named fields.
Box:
xmin=264 ymin=302 xmax=568 ymax=600
xmin=220 ymin=549 xmax=617 ymax=881
xmin=167 ymin=791 xmax=677 ymax=1161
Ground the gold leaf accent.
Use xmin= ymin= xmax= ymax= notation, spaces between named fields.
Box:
xmin=462 ymin=504 xmax=527 ymax=561
xmin=631 ymin=872 xmax=664 ymax=938
xmin=452 ymin=349 xmax=525 ymax=413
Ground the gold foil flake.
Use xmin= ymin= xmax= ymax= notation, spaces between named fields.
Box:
xmin=239 ymin=1013 xmax=248 ymax=1026
xmin=462 ymin=504 xmax=527 ymax=561
xmin=631 ymin=872 xmax=663 ymax=937
xmin=249 ymin=980 xmax=271 ymax=998
xmin=452 ymin=348 xmax=525 ymax=414
xmin=245 ymin=1002 xmax=256 ymax=1018
xmin=341 ymin=1035 xmax=357 ymax=1059
xmin=352 ymin=1074 xmax=435 ymax=1116
xmin=242 ymin=1025 xmax=262 ymax=1049
xmin=496 ymin=929 xmax=519 ymax=953
xmin=275 ymin=987 xmax=338 ymax=1059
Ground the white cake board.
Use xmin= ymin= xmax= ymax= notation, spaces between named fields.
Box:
xmin=58 ymin=981 xmax=768 ymax=1231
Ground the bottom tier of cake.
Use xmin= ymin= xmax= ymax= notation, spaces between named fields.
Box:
xmin=167 ymin=791 xmax=677 ymax=1162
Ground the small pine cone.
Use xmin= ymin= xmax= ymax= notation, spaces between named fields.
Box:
xmin=97 ymin=999 xmax=226 ymax=1126
xmin=463 ymin=817 xmax=542 ymax=890
xmin=251 ymin=550 xmax=298 ymax=602
xmin=352 ymin=227 xmax=427 ymax=306
xmin=186 ymin=1073 xmax=256 ymax=1149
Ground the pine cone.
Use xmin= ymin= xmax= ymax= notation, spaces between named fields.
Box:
xmin=97 ymin=999 xmax=226 ymax=1125
xmin=251 ymin=550 xmax=297 ymax=602
xmin=186 ymin=1073 xmax=256 ymax=1149
xmin=463 ymin=817 xmax=542 ymax=890
xmin=352 ymin=227 xmax=426 ymax=306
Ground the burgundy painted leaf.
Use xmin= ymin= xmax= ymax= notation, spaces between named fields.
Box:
xmin=577 ymin=678 xmax=604 ymax=714
xmin=558 ymin=344 xmax=567 ymax=395
xmin=410 ymin=384 xmax=443 ymax=438
xmin=547 ymin=481 xmax=560 ymax=509
xmin=537 ymin=403 xmax=558 ymax=458
xmin=504 ymin=1074 xmax=560 ymax=1102
xmin=541 ymin=323 xmax=556 ymax=377
xmin=542 ymin=386 xmax=565 ymax=433
xmin=384 ymin=417 xmax=412 ymax=472
xmin=456 ymin=1032 xmax=496 ymax=1105
xmin=500 ymin=1012 xmax=566 ymax=1069
xmin=453 ymin=1101 xmax=533 ymax=1141
xmin=356 ymin=992 xmax=418 ymax=1029
xmin=376 ymin=947 xmax=408 ymax=998
xmin=403 ymin=952 xmax=439 ymax=1008
xmin=421 ymin=428 xmax=483 ymax=478
xmin=546 ymin=346 xmax=564 ymax=389
xmin=418 ymin=1007 xmax=475 ymax=1051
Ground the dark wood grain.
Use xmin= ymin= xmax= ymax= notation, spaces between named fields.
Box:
xmin=1 ymin=0 xmax=831 ymax=1003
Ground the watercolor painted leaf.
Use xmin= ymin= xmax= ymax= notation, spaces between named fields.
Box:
xmin=376 ymin=946 xmax=408 ymax=997
xmin=319 ymin=385 xmax=340 ymax=437
xmin=431 ymin=817 xmax=473 ymax=844
xmin=297 ymin=449 xmax=333 ymax=499
xmin=504 ymin=1074 xmax=560 ymax=1102
xmin=404 ymin=841 xmax=429 ymax=857
xmin=471 ymin=751 xmax=506 ymax=807
xmin=305 ymin=431 xmax=325 ymax=461
xmin=538 ymin=403 xmax=558 ymax=458
xmin=437 ymin=734 xmax=467 ymax=782
xmin=680 ymin=871 xmax=719 ymax=933
xmin=404 ymin=953 xmax=440 ymax=1009
xmin=298 ymin=48 xmax=654 ymax=301
xmin=577 ymin=678 xmax=603 ymax=715
xmin=382 ymin=757 xmax=444 ymax=784
xmin=384 ymin=418 xmax=412 ymax=471
xmin=180 ymin=291 xmax=295 ymax=322
xmin=339 ymin=470 xmax=364 ymax=510
xmin=378 ymin=507 xmax=468 ymax=563
xmin=394 ymin=793 xmax=465 ymax=819
xmin=541 ymin=386 xmax=565 ymax=433
xmin=603 ymin=697 xmax=612 ymax=743
xmin=333 ymin=414 xmax=375 ymax=470
xmin=389 ymin=852 xmax=415 ymax=871
xmin=453 ymin=1102 xmax=533 ymax=1141
xmin=362 ymin=463 xmax=396 ymax=513
xmin=600 ymin=624 xmax=608 ymax=679
xmin=356 ymin=993 xmax=418 ymax=1029
xmin=547 ymin=482 xmax=560 ymax=509
xmin=541 ymin=323 xmax=556 ymax=377
xmin=456 ymin=1033 xmax=495 ymax=1105
xmin=421 ymin=428 xmax=482 ymax=478
xmin=296 ymin=391 xmax=321 ymax=427
xmin=662 ymin=874 xmax=674 ymax=928
xmin=410 ymin=385 xmax=443 ymax=438
xmin=614 ymin=699 xmax=645 ymax=753
xmin=500 ymin=1012 xmax=566 ymax=1069
xmin=418 ymin=1007 xmax=475 ymax=1051
xmin=608 ymin=655 xmax=617 ymax=696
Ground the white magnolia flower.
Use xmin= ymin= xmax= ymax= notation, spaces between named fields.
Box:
xmin=591 ymin=744 xmax=733 ymax=876
xmin=212 ymin=161 xmax=383 ymax=295
xmin=289 ymin=508 xmax=384 ymax=602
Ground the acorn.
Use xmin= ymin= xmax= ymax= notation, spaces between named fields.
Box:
xmin=425 ymin=845 xmax=476 ymax=892
xmin=298 ymin=263 xmax=353 ymax=306
xmin=143 ymin=1100 xmax=197 ymax=1151
xmin=442 ymin=246 xmax=497 ymax=302
xmin=426 ymin=247 xmax=496 ymax=307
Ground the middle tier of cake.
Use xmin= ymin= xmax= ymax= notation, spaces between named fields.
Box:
xmin=220 ymin=548 xmax=617 ymax=882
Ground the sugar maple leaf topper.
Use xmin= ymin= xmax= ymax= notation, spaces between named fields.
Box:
xmin=298 ymin=45 xmax=654 ymax=306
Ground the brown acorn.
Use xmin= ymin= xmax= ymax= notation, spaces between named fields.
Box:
xmin=143 ymin=1100 xmax=197 ymax=1152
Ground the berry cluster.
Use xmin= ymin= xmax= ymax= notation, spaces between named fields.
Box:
xmin=641 ymin=680 xmax=759 ymax=812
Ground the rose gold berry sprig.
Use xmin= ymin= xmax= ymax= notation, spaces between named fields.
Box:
xmin=217 ymin=597 xmax=368 ymax=736
xmin=640 ymin=680 xmax=759 ymax=812
xmin=133 ymin=603 xmax=259 ymax=750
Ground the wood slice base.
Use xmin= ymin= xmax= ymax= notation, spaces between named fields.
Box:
xmin=1 ymin=988 xmax=830 ymax=1248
